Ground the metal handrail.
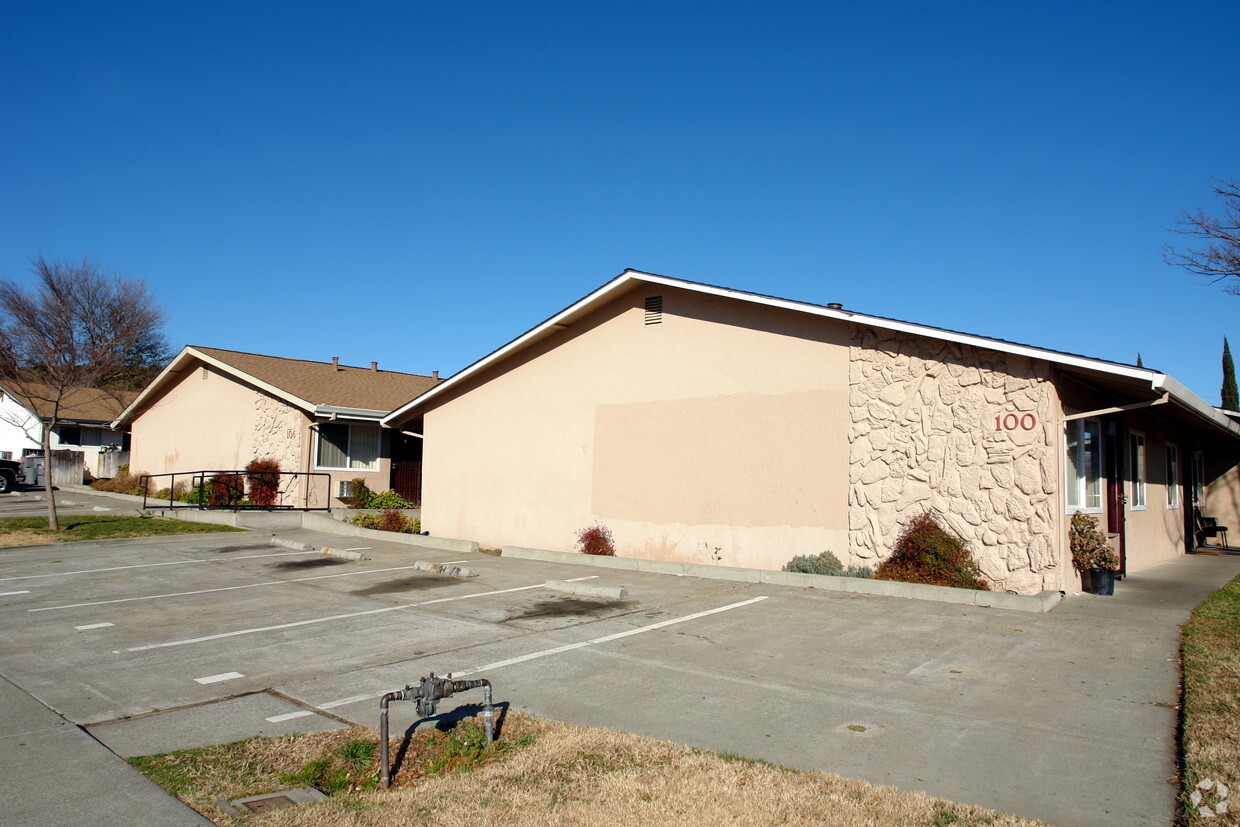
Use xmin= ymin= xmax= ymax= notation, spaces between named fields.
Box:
xmin=139 ymin=470 xmax=332 ymax=511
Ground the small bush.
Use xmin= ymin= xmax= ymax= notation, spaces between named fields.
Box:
xmin=91 ymin=470 xmax=150 ymax=495
xmin=207 ymin=474 xmax=244 ymax=507
xmin=783 ymin=551 xmax=873 ymax=578
xmin=576 ymin=524 xmax=615 ymax=556
xmin=1069 ymin=511 xmax=1117 ymax=571
xmin=339 ymin=477 xmax=373 ymax=508
xmin=348 ymin=510 xmax=420 ymax=534
xmin=245 ymin=457 xmax=281 ymax=507
xmin=875 ymin=511 xmax=990 ymax=591
xmin=366 ymin=489 xmax=413 ymax=509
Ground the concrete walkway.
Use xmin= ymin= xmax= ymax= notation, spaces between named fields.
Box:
xmin=0 ymin=673 xmax=209 ymax=825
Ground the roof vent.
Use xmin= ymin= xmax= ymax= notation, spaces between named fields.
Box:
xmin=370 ymin=361 xmax=378 ymax=372
xmin=644 ymin=295 xmax=663 ymax=325
xmin=827 ymin=302 xmax=843 ymax=310
xmin=331 ymin=357 xmax=340 ymax=370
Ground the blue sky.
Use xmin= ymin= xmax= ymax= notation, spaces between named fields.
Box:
xmin=2 ymin=2 xmax=1237 ymax=403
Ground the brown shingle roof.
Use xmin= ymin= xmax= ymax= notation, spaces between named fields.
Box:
xmin=5 ymin=384 xmax=136 ymax=424
xmin=191 ymin=347 xmax=440 ymax=411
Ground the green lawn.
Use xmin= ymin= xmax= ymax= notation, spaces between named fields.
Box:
xmin=1179 ymin=572 xmax=1239 ymax=825
xmin=0 ymin=514 xmax=244 ymax=543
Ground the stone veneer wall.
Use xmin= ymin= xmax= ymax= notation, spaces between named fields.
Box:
xmin=848 ymin=327 xmax=1061 ymax=594
xmin=252 ymin=395 xmax=308 ymax=505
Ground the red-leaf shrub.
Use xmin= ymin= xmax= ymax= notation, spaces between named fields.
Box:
xmin=245 ymin=457 xmax=281 ymax=507
xmin=576 ymin=524 xmax=615 ymax=556
xmin=208 ymin=473 xmax=244 ymax=507
xmin=875 ymin=511 xmax=990 ymax=591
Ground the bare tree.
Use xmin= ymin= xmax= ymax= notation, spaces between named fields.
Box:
xmin=0 ymin=257 xmax=166 ymax=529
xmin=1164 ymin=179 xmax=1240 ymax=294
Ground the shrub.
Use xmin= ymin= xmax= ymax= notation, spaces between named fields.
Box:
xmin=348 ymin=510 xmax=420 ymax=534
xmin=366 ymin=489 xmax=413 ymax=509
xmin=90 ymin=470 xmax=150 ymax=495
xmin=1069 ymin=511 xmax=1118 ymax=571
xmin=208 ymin=473 xmax=244 ymax=507
xmin=875 ymin=511 xmax=990 ymax=591
xmin=783 ymin=551 xmax=873 ymax=578
xmin=339 ymin=477 xmax=373 ymax=508
xmin=245 ymin=457 xmax=281 ymax=507
xmin=576 ymin=524 xmax=615 ymax=556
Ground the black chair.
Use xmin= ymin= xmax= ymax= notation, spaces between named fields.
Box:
xmin=1194 ymin=507 xmax=1230 ymax=549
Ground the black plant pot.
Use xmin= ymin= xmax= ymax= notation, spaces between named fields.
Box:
xmin=1089 ymin=567 xmax=1116 ymax=596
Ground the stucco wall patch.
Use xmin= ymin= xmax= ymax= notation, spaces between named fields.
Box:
xmin=252 ymin=394 xmax=305 ymax=502
xmin=848 ymin=327 xmax=1060 ymax=595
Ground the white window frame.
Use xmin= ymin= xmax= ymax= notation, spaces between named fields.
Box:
xmin=314 ymin=423 xmax=381 ymax=472
xmin=1166 ymin=443 xmax=1180 ymax=509
xmin=1065 ymin=419 xmax=1104 ymax=514
xmin=1129 ymin=430 xmax=1146 ymax=510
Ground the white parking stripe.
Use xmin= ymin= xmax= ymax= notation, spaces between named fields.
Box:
xmin=0 ymin=550 xmax=316 ymax=583
xmin=29 ymin=564 xmax=430 ymax=612
xmin=297 ymin=596 xmax=769 ymax=714
xmin=120 ymin=578 xmax=597 ymax=653
xmin=74 ymin=622 xmax=115 ymax=630
xmin=0 ymin=590 xmax=32 ymax=596
xmin=195 ymin=671 xmax=244 ymax=684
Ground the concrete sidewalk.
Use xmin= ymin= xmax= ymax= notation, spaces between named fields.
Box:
xmin=0 ymin=674 xmax=210 ymax=826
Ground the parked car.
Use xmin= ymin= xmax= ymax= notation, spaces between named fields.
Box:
xmin=0 ymin=457 xmax=25 ymax=493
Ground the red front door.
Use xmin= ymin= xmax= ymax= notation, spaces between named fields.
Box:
xmin=1104 ymin=419 xmax=1127 ymax=575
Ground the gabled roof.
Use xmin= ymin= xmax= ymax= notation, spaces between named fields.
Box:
xmin=113 ymin=346 xmax=441 ymax=427
xmin=383 ymin=269 xmax=1240 ymax=440
xmin=2 ymin=382 xmax=135 ymax=426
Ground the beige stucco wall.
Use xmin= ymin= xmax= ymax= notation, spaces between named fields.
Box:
xmin=421 ymin=285 xmax=852 ymax=569
xmin=848 ymin=329 xmax=1064 ymax=594
xmin=129 ymin=363 xmax=314 ymax=503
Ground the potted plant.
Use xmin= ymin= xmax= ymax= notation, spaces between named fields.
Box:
xmin=1069 ymin=511 xmax=1119 ymax=595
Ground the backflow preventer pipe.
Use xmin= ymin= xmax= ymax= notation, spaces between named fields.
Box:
xmin=379 ymin=673 xmax=494 ymax=788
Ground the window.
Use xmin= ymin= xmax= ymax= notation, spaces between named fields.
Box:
xmin=315 ymin=423 xmax=380 ymax=471
xmin=58 ymin=426 xmax=82 ymax=446
xmin=1129 ymin=431 xmax=1146 ymax=509
xmin=1065 ymin=419 xmax=1103 ymax=512
xmin=1166 ymin=444 xmax=1180 ymax=508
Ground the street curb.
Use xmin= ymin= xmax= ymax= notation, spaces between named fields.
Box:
xmin=545 ymin=579 xmax=627 ymax=599
xmin=502 ymin=546 xmax=1061 ymax=613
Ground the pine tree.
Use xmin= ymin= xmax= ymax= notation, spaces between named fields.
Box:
xmin=1223 ymin=338 xmax=1239 ymax=410
xmin=1136 ymin=353 xmax=1144 ymax=367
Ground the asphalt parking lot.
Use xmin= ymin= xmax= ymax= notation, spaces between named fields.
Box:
xmin=1 ymin=492 xmax=1237 ymax=826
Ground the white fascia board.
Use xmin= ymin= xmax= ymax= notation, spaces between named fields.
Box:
xmin=381 ymin=269 xmax=1188 ymax=427
xmin=313 ymin=405 xmax=387 ymax=422
xmin=111 ymin=346 xmax=313 ymax=429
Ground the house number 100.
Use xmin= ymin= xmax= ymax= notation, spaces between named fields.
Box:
xmin=994 ymin=413 xmax=1037 ymax=431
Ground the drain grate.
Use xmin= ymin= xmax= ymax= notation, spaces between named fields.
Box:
xmin=243 ymin=794 xmax=298 ymax=813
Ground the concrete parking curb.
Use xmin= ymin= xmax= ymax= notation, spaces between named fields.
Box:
xmin=545 ymin=578 xmax=627 ymax=599
xmin=503 ymin=546 xmax=1061 ymax=613
xmin=413 ymin=560 xmax=478 ymax=577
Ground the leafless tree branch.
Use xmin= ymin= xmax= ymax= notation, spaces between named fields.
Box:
xmin=1163 ymin=179 xmax=1240 ymax=293
xmin=0 ymin=257 xmax=167 ymax=529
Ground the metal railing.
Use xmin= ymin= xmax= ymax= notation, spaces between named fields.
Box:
xmin=139 ymin=470 xmax=332 ymax=511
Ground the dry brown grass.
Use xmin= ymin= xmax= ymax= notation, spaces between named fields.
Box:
xmin=0 ymin=530 xmax=52 ymax=547
xmin=135 ymin=714 xmax=1044 ymax=827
